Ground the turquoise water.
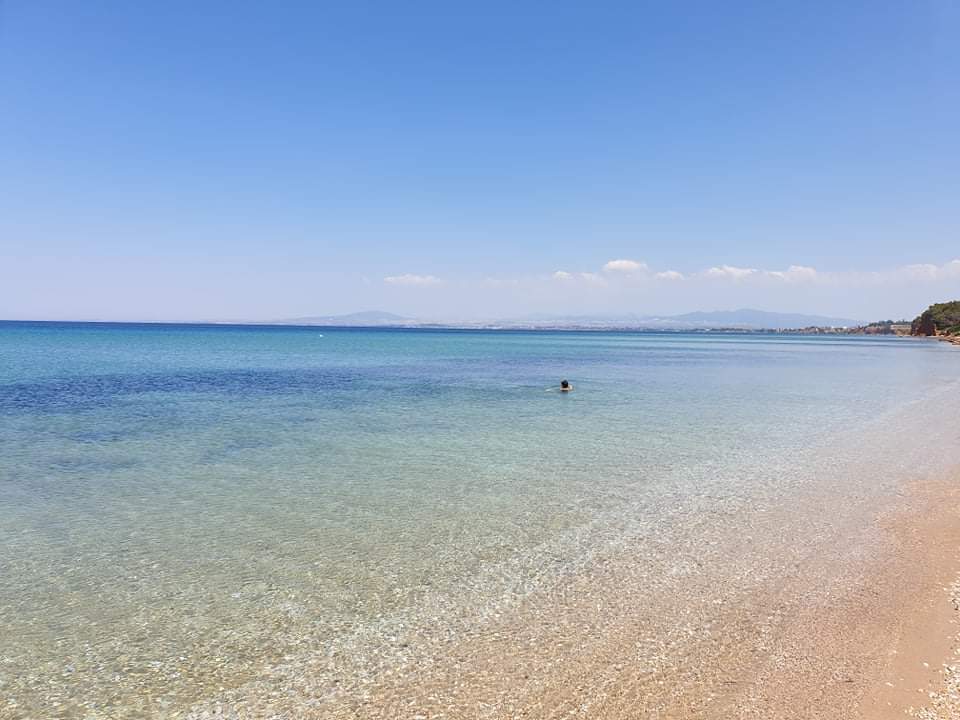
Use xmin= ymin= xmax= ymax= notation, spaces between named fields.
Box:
xmin=1 ymin=322 xmax=958 ymax=718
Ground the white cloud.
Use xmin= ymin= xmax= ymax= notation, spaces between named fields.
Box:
xmin=384 ymin=273 xmax=442 ymax=286
xmin=543 ymin=259 xmax=957 ymax=292
xmin=553 ymin=270 xmax=607 ymax=286
xmin=903 ymin=263 xmax=939 ymax=279
xmin=704 ymin=265 xmax=758 ymax=280
xmin=603 ymin=259 xmax=648 ymax=273
xmin=900 ymin=260 xmax=960 ymax=281
xmin=655 ymin=270 xmax=684 ymax=281
xmin=382 ymin=258 xmax=958 ymax=320
xmin=767 ymin=265 xmax=818 ymax=282
xmin=824 ymin=259 xmax=960 ymax=287
xmin=579 ymin=272 xmax=607 ymax=285
xmin=702 ymin=264 xmax=818 ymax=283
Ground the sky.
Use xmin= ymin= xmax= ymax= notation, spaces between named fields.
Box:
xmin=1 ymin=1 xmax=958 ymax=322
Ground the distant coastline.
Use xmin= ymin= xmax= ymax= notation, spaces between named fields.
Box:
xmin=0 ymin=318 xmax=900 ymax=335
xmin=2 ymin=301 xmax=957 ymax=342
xmin=0 ymin=317 xmax=943 ymax=337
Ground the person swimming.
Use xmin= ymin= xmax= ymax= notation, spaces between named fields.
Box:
xmin=560 ymin=379 xmax=573 ymax=392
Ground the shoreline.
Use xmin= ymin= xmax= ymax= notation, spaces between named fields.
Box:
xmin=2 ymin=318 xmax=951 ymax=338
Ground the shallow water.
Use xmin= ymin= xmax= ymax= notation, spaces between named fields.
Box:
xmin=1 ymin=322 xmax=958 ymax=718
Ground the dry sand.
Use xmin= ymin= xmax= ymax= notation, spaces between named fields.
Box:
xmin=866 ymin=477 xmax=960 ymax=720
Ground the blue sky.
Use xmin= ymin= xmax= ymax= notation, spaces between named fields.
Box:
xmin=1 ymin=1 xmax=958 ymax=321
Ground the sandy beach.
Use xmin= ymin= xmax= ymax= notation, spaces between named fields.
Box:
xmin=182 ymin=467 xmax=960 ymax=720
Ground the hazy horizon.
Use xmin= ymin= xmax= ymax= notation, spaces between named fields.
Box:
xmin=2 ymin=256 xmax=957 ymax=324
xmin=0 ymin=304 xmax=869 ymax=327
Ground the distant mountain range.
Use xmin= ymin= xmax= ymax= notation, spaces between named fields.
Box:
xmin=275 ymin=311 xmax=413 ymax=326
xmin=661 ymin=309 xmax=860 ymax=329
xmin=272 ymin=309 xmax=861 ymax=330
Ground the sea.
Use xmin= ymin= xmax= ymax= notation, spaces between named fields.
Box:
xmin=1 ymin=321 xmax=958 ymax=718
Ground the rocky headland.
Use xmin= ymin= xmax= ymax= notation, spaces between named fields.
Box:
xmin=911 ymin=301 xmax=960 ymax=345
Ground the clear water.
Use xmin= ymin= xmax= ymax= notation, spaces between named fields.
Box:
xmin=1 ymin=322 xmax=958 ymax=718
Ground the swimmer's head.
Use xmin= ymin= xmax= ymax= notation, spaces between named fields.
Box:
xmin=560 ymin=379 xmax=570 ymax=389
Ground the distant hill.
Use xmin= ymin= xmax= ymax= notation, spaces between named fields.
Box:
xmin=911 ymin=301 xmax=960 ymax=336
xmin=275 ymin=311 xmax=412 ymax=326
xmin=504 ymin=309 xmax=860 ymax=330
xmin=662 ymin=309 xmax=860 ymax=330
xmin=270 ymin=308 xmax=860 ymax=330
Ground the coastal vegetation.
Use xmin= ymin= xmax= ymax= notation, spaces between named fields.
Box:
xmin=911 ymin=301 xmax=960 ymax=337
